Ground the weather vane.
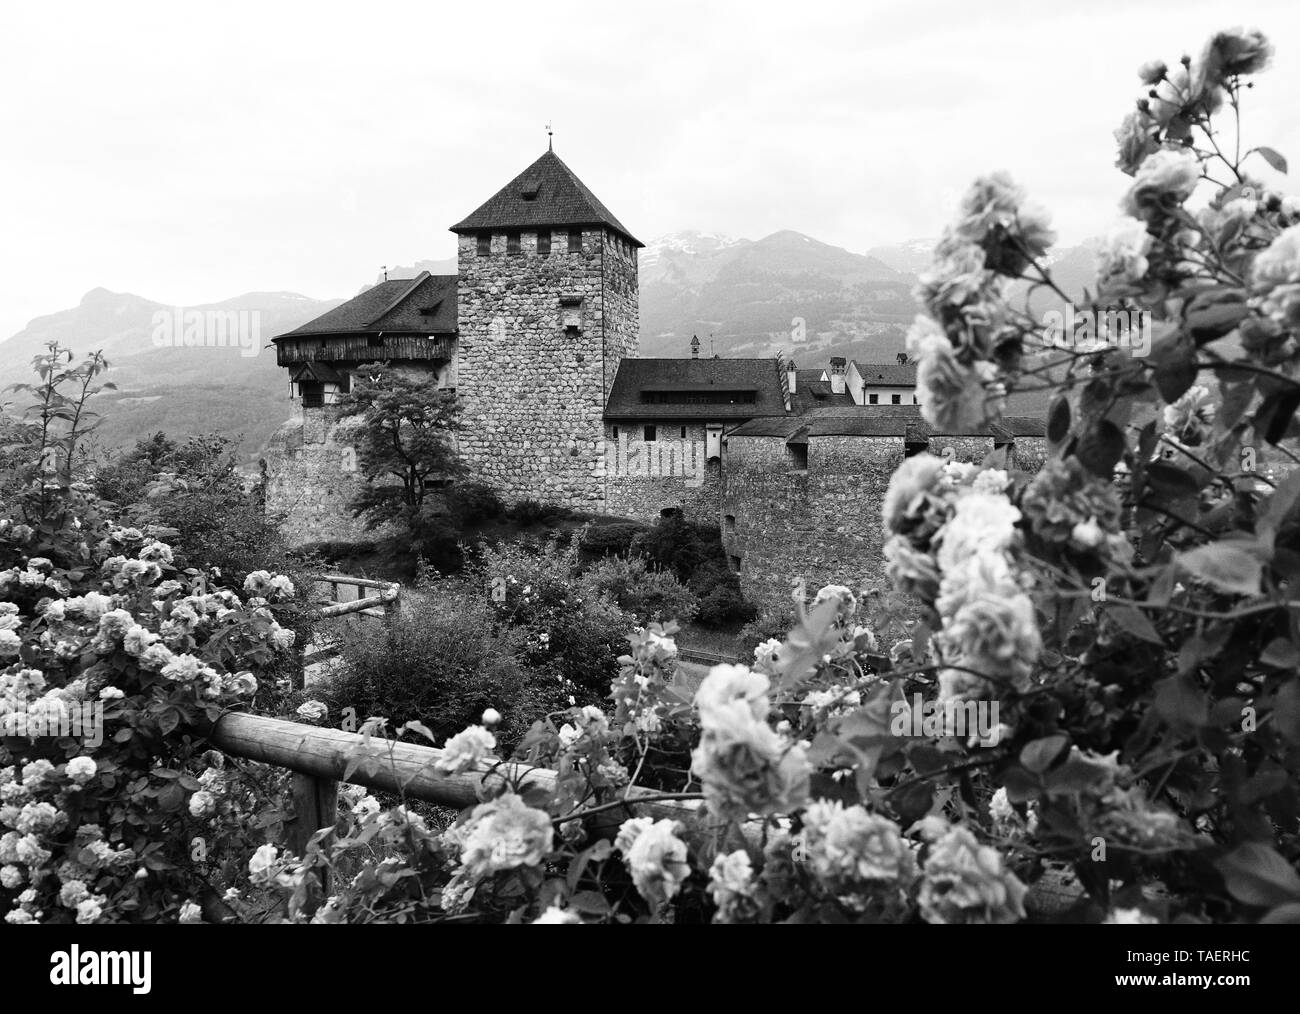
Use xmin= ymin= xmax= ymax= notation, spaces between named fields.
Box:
xmin=546 ymin=121 xmax=553 ymax=151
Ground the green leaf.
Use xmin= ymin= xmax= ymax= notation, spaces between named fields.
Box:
xmin=1257 ymin=469 xmax=1300 ymax=546
xmin=1108 ymin=604 xmax=1164 ymax=644
xmin=1176 ymin=543 xmax=1263 ymax=596
xmin=1154 ymin=675 xmax=1206 ymax=728
xmin=1151 ymin=330 xmax=1198 ymax=400
xmin=1144 ymin=462 xmax=1201 ymax=500
xmin=1255 ymin=387 xmax=1300 ymax=446
xmin=1260 ymin=903 xmax=1300 ymax=924
xmin=157 ymin=781 xmax=185 ymax=813
xmin=1074 ymin=419 xmax=1126 ymax=478
xmin=1019 ymin=734 xmax=1069 ymax=774
xmin=1047 ymin=396 xmax=1070 ymax=444
xmin=568 ymin=891 xmax=611 ymax=916
xmin=1215 ymin=842 xmax=1300 ymax=907
xmin=1261 ymin=639 xmax=1300 ymax=669
xmin=887 ymin=780 xmax=934 ymax=825
xmin=1184 ymin=289 xmax=1248 ymax=345
xmin=1255 ymin=146 xmax=1289 ymax=174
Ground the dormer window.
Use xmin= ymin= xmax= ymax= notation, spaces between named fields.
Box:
xmin=477 ymin=233 xmax=491 ymax=257
xmin=519 ymin=178 xmax=541 ymax=201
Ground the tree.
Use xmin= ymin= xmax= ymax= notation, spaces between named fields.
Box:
xmin=337 ymin=363 xmax=465 ymax=544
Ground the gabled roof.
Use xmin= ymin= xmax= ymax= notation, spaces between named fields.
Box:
xmin=451 ymin=149 xmax=642 ymax=247
xmin=605 ymin=358 xmax=788 ymax=419
xmin=289 ymin=362 xmax=344 ymax=384
xmin=273 ymin=273 xmax=458 ymax=340
xmin=852 ymin=361 xmax=917 ymax=386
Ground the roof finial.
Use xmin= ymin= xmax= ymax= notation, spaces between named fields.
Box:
xmin=545 ymin=120 xmax=553 ymax=151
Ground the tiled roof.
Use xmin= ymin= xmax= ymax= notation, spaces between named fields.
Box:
xmin=853 ymin=361 xmax=917 ymax=386
xmin=605 ymin=358 xmax=788 ymax=419
xmin=791 ymin=378 xmax=854 ymax=412
xmin=450 ymin=149 xmax=642 ymax=247
xmin=274 ymin=273 xmax=458 ymax=339
xmin=727 ymin=408 xmax=1046 ymax=441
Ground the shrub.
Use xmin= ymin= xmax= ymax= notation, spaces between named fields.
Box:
xmin=446 ymin=481 xmax=504 ymax=524
xmin=579 ymin=520 xmax=647 ymax=558
xmin=318 ymin=588 xmax=556 ymax=753
xmin=631 ymin=511 xmax=756 ymax=628
xmin=736 ymin=605 xmax=797 ymax=660
xmin=508 ymin=498 xmax=570 ymax=526
xmin=580 ymin=555 xmax=698 ymax=626
xmin=474 ymin=534 xmax=632 ymax=695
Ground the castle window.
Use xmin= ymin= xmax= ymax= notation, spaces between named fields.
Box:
xmin=612 ymin=426 xmax=619 ymax=438
xmin=477 ymin=233 xmax=491 ymax=257
xmin=728 ymin=554 xmax=742 ymax=572
xmin=788 ymin=444 xmax=808 ymax=470
xmin=891 ymin=393 xmax=902 ymax=404
xmin=868 ymin=393 xmax=878 ymax=405
xmin=643 ymin=425 xmax=656 ymax=442
xmin=507 ymin=232 xmax=521 ymax=255
xmin=725 ymin=514 xmax=736 ymax=533
xmin=537 ymin=230 xmax=551 ymax=255
xmin=300 ymin=382 xmax=324 ymax=408
xmin=680 ymin=426 xmax=687 ymax=439
xmin=568 ymin=230 xmax=582 ymax=253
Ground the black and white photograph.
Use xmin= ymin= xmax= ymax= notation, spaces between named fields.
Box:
xmin=0 ymin=0 xmax=1297 ymax=983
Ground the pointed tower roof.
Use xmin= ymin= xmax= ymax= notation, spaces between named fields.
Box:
xmin=450 ymin=149 xmax=642 ymax=247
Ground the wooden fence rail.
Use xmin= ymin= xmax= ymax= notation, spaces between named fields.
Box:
xmin=298 ymin=575 xmax=402 ymax=675
xmin=208 ymin=712 xmax=1075 ymax=918
xmin=210 ymin=711 xmax=718 ymax=881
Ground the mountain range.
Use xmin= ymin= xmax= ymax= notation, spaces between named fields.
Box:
xmin=0 ymin=231 xmax=1099 ymax=461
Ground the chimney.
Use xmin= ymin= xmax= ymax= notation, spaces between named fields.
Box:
xmin=829 ymin=356 xmax=846 ymax=395
xmin=787 ymin=358 xmax=797 ymax=394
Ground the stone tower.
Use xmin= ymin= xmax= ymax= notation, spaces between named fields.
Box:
xmin=450 ymin=148 xmax=641 ymax=510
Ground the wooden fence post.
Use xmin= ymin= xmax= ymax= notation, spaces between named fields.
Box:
xmin=286 ymin=772 xmax=339 ymax=894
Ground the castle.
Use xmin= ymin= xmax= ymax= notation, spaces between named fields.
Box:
xmin=264 ymin=147 xmax=1045 ymax=610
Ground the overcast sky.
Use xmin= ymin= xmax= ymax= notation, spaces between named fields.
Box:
xmin=2 ymin=0 xmax=1298 ymax=345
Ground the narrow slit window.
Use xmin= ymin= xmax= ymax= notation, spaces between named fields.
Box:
xmin=644 ymin=425 xmax=656 ymax=442
xmin=537 ymin=230 xmax=551 ymax=255
xmin=568 ymin=229 xmax=582 ymax=253
xmin=507 ymin=232 xmax=521 ymax=255
xmin=477 ymin=233 xmax=491 ymax=257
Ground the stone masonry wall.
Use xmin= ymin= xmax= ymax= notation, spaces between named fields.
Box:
xmin=603 ymin=421 xmax=722 ymax=522
xmin=455 ymin=228 xmax=638 ymax=511
xmin=722 ymin=434 xmax=1049 ymax=614
xmin=263 ymin=364 xmax=437 ymax=547
xmin=264 ymin=404 xmax=377 ymax=547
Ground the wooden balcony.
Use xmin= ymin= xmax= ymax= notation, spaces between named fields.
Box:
xmin=274 ymin=333 xmax=453 ymax=367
